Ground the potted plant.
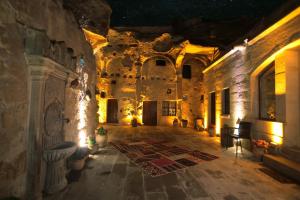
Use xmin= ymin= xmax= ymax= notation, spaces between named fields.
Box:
xmin=68 ymin=147 xmax=89 ymax=171
xmin=181 ymin=119 xmax=188 ymax=128
xmin=173 ymin=118 xmax=179 ymax=127
xmin=96 ymin=126 xmax=108 ymax=148
xmin=87 ymin=136 xmax=98 ymax=154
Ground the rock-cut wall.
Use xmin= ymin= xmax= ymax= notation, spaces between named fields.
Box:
xmin=0 ymin=0 xmax=110 ymax=198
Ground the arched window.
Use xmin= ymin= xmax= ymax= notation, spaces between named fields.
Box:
xmin=259 ymin=62 xmax=276 ymax=120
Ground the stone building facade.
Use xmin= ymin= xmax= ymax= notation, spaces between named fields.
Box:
xmin=93 ymin=30 xmax=218 ymax=127
xmin=203 ymin=7 xmax=300 ymax=149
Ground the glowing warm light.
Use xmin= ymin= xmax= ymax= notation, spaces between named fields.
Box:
xmin=184 ymin=42 xmax=217 ymax=55
xmin=137 ymin=109 xmax=143 ymax=124
xmin=275 ymin=72 xmax=286 ymax=95
xmin=215 ymin=116 xmax=221 ymax=136
xmin=204 ymin=6 xmax=300 ymax=74
xmin=204 ymin=111 xmax=208 ymax=129
xmin=252 ymin=39 xmax=300 ymax=80
xmin=234 ymin=103 xmax=244 ymax=123
xmin=271 ymin=122 xmax=283 ymax=144
xmin=78 ymin=100 xmax=88 ymax=147
xmin=215 ymin=101 xmax=221 ymax=136
xmin=97 ymin=97 xmax=107 ymax=123
xmin=79 ymin=130 xmax=87 ymax=147
xmin=176 ymin=40 xmax=218 ymax=69
xmin=121 ymin=88 xmax=136 ymax=93
xmin=248 ymin=7 xmax=300 ymax=45
xmin=203 ymin=45 xmax=245 ymax=74
xmin=82 ymin=28 xmax=108 ymax=54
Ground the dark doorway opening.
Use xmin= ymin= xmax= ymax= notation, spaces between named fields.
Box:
xmin=107 ymin=99 xmax=118 ymax=123
xmin=210 ymin=92 xmax=216 ymax=125
xmin=182 ymin=65 xmax=192 ymax=79
xmin=143 ymin=101 xmax=157 ymax=126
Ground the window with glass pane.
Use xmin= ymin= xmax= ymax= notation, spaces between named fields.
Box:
xmin=162 ymin=101 xmax=177 ymax=116
xmin=259 ymin=62 xmax=276 ymax=120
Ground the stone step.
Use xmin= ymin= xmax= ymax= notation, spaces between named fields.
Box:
xmin=263 ymin=154 xmax=300 ymax=183
xmin=282 ymin=147 xmax=300 ymax=163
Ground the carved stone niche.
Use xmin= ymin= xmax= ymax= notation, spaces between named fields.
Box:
xmin=25 ymin=55 xmax=78 ymax=199
xmin=51 ymin=41 xmax=66 ymax=65
xmin=65 ymin=48 xmax=76 ymax=71
xmin=25 ymin=27 xmax=77 ymax=71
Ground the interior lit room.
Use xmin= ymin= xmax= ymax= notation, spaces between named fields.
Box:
xmin=0 ymin=0 xmax=300 ymax=199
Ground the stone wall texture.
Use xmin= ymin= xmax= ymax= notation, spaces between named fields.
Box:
xmin=203 ymin=11 xmax=300 ymax=146
xmin=95 ymin=30 xmax=210 ymax=127
xmin=0 ymin=0 xmax=109 ymax=198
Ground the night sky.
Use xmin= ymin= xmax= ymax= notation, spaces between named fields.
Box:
xmin=106 ymin=0 xmax=286 ymax=27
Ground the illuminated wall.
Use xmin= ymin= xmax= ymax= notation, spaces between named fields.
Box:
xmin=203 ymin=7 xmax=300 ymax=148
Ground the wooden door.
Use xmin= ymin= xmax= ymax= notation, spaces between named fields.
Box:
xmin=210 ymin=92 xmax=216 ymax=125
xmin=143 ymin=101 xmax=157 ymax=126
xmin=107 ymin=99 xmax=118 ymax=123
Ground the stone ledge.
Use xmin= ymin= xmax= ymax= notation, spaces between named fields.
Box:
xmin=263 ymin=154 xmax=300 ymax=183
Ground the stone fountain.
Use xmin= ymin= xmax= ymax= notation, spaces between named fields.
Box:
xmin=43 ymin=141 xmax=77 ymax=194
xmin=25 ymin=28 xmax=80 ymax=198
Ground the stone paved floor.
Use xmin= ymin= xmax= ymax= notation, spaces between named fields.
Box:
xmin=48 ymin=126 xmax=300 ymax=200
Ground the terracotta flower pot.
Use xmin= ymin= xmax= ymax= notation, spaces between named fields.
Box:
xmin=68 ymin=148 xmax=89 ymax=171
xmin=181 ymin=120 xmax=188 ymax=128
xmin=70 ymin=157 xmax=86 ymax=170
xmin=96 ymin=134 xmax=108 ymax=148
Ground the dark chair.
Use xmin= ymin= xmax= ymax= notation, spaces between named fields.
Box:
xmin=227 ymin=121 xmax=252 ymax=157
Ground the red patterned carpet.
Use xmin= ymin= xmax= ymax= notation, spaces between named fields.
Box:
xmin=110 ymin=140 xmax=219 ymax=177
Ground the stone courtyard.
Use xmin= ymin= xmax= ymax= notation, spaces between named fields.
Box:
xmin=47 ymin=126 xmax=300 ymax=200
xmin=2 ymin=1 xmax=300 ymax=199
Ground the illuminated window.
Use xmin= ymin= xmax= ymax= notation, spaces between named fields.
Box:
xmin=222 ymin=88 xmax=230 ymax=115
xmin=259 ymin=62 xmax=276 ymax=120
xmin=182 ymin=65 xmax=191 ymax=79
xmin=162 ymin=101 xmax=177 ymax=116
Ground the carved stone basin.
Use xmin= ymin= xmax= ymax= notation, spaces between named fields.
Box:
xmin=43 ymin=141 xmax=77 ymax=194
xmin=43 ymin=141 xmax=77 ymax=162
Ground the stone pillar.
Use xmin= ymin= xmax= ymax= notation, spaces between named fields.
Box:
xmin=276 ymin=50 xmax=300 ymax=147
xmin=26 ymin=64 xmax=50 ymax=200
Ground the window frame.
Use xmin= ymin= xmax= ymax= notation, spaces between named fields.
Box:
xmin=258 ymin=61 xmax=276 ymax=121
xmin=162 ymin=101 xmax=177 ymax=116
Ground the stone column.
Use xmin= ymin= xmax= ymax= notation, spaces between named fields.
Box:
xmin=26 ymin=64 xmax=50 ymax=200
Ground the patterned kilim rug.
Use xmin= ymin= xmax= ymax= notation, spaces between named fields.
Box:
xmin=110 ymin=140 xmax=219 ymax=177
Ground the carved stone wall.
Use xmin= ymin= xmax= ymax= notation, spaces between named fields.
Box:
xmin=0 ymin=0 xmax=105 ymax=198
xmin=43 ymin=76 xmax=66 ymax=149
